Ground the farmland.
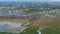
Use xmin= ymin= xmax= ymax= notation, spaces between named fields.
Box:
xmin=0 ymin=1 xmax=60 ymax=34
xmin=32 ymin=17 xmax=60 ymax=34
xmin=0 ymin=18 xmax=35 ymax=34
xmin=14 ymin=17 xmax=60 ymax=34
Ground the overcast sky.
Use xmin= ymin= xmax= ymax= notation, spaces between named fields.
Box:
xmin=0 ymin=0 xmax=60 ymax=2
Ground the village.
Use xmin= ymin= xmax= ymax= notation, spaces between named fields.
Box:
xmin=0 ymin=0 xmax=60 ymax=34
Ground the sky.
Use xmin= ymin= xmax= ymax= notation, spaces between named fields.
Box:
xmin=0 ymin=0 xmax=60 ymax=2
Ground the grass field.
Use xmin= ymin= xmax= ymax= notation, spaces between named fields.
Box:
xmin=32 ymin=17 xmax=60 ymax=34
xmin=0 ymin=17 xmax=60 ymax=34
xmin=7 ymin=19 xmax=29 ymax=23
xmin=20 ymin=26 xmax=38 ymax=34
xmin=0 ymin=18 xmax=31 ymax=26
xmin=42 ymin=27 xmax=60 ymax=34
xmin=32 ymin=17 xmax=60 ymax=27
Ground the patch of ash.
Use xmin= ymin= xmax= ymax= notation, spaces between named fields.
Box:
xmin=0 ymin=21 xmax=27 ymax=33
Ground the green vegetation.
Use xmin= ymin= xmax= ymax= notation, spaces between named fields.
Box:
xmin=42 ymin=27 xmax=60 ymax=34
xmin=0 ymin=32 xmax=12 ymax=34
xmin=7 ymin=19 xmax=28 ymax=23
xmin=19 ymin=18 xmax=60 ymax=34
xmin=20 ymin=26 xmax=38 ymax=34
xmin=37 ymin=18 xmax=60 ymax=34
xmin=0 ymin=2 xmax=60 ymax=34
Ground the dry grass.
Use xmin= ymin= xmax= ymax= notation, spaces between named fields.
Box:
xmin=32 ymin=17 xmax=60 ymax=27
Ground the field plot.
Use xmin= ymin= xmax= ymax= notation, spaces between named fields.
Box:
xmin=0 ymin=18 xmax=33 ymax=34
xmin=32 ymin=17 xmax=60 ymax=27
xmin=0 ymin=17 xmax=60 ymax=34
xmin=32 ymin=17 xmax=60 ymax=34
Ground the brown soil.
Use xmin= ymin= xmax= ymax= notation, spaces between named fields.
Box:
xmin=32 ymin=17 xmax=60 ymax=27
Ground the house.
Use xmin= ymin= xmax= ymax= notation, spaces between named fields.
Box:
xmin=42 ymin=14 xmax=56 ymax=18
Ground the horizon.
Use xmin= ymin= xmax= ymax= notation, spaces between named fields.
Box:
xmin=0 ymin=0 xmax=60 ymax=2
